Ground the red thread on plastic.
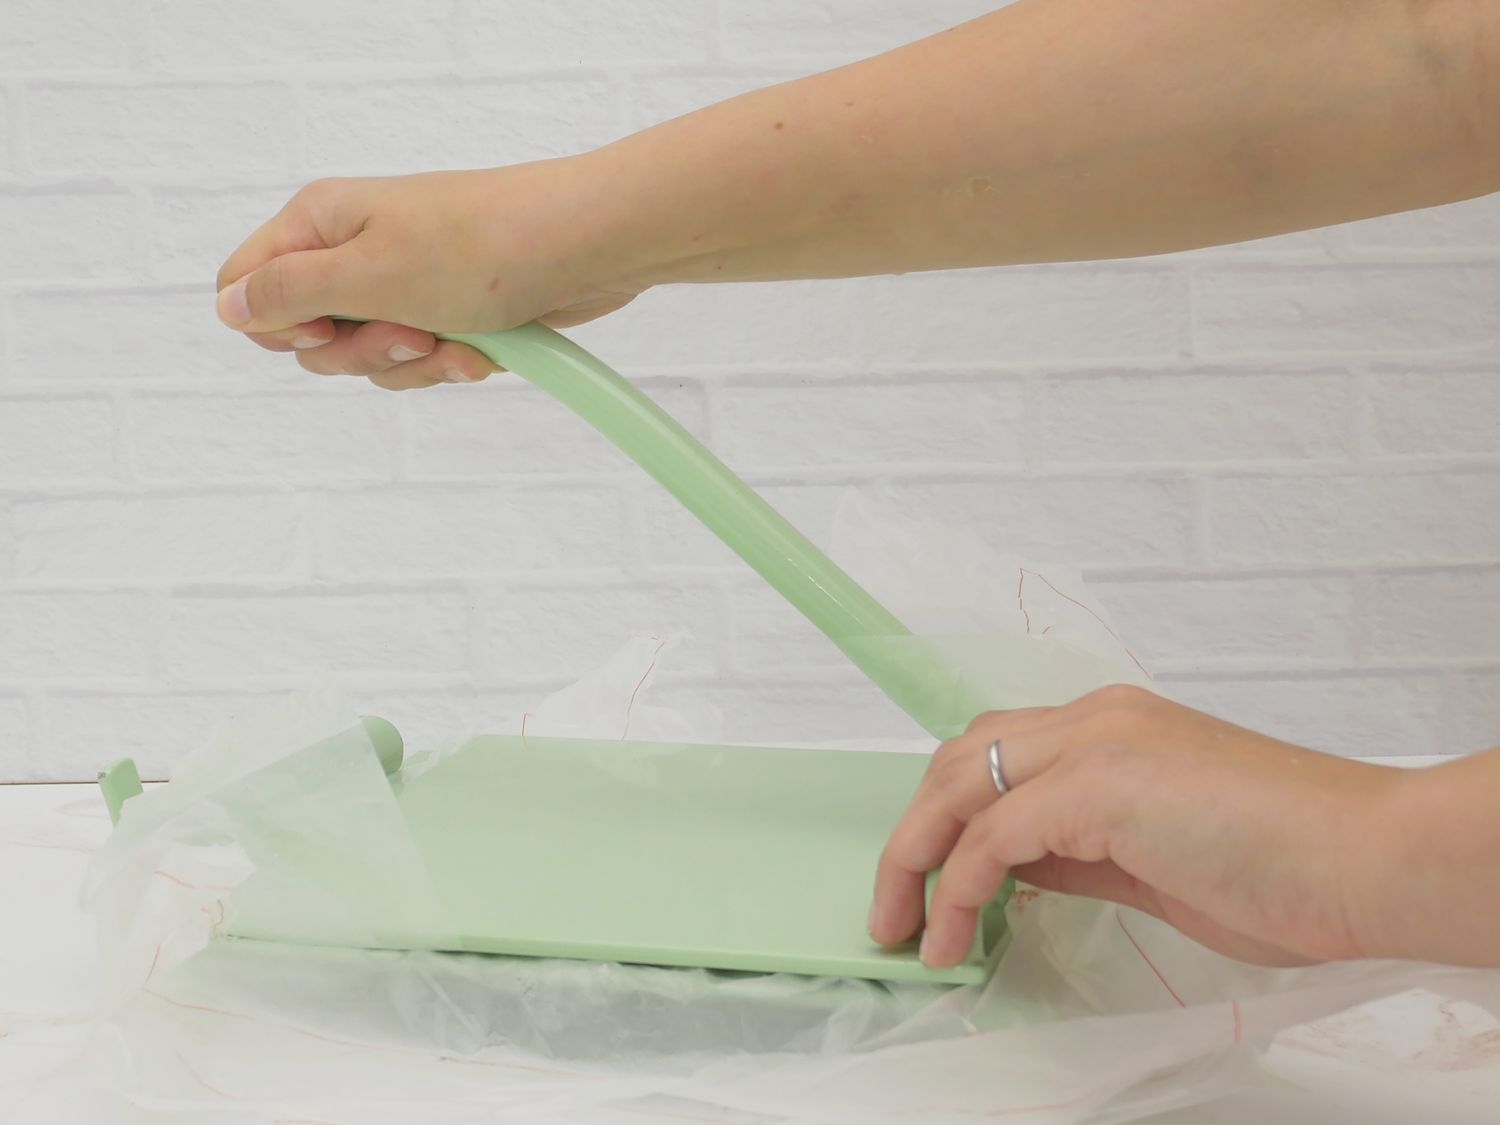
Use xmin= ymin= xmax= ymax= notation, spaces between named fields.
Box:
xmin=1115 ymin=907 xmax=1185 ymax=1008
xmin=151 ymin=868 xmax=237 ymax=894
xmin=621 ymin=637 xmax=667 ymax=739
xmin=175 ymin=1049 xmax=236 ymax=1101
xmin=1025 ymin=569 xmax=1151 ymax=679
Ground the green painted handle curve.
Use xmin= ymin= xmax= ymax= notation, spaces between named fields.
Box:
xmin=440 ymin=323 xmax=984 ymax=737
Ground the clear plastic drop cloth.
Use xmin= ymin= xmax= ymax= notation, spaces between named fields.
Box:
xmin=826 ymin=488 xmax=1154 ymax=729
xmin=3 ymin=497 xmax=1499 ymax=1123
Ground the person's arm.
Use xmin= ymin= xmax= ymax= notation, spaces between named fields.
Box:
xmin=604 ymin=0 xmax=1500 ymax=285
xmin=875 ymin=685 xmax=1500 ymax=969
xmin=1377 ymin=747 xmax=1500 ymax=965
xmin=214 ymin=0 xmax=1499 ymax=387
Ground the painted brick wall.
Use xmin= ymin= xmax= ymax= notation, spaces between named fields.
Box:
xmin=1 ymin=0 xmax=1496 ymax=778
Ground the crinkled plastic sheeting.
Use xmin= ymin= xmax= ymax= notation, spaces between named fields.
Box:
xmin=7 ymin=730 xmax=1500 ymax=1124
xmin=4 ymin=502 xmax=1500 ymax=1122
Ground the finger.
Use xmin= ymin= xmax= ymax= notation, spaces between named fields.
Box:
xmin=961 ymin=691 xmax=1155 ymax=791
xmin=922 ymin=779 xmax=1070 ymax=967
xmin=216 ymin=196 xmax=325 ymax=293
xmin=361 ymin=341 xmax=496 ymax=391
xmin=216 ymin=179 xmax=369 ymax=293
xmin=244 ymin=319 xmax=338 ymax=354
xmin=217 ymin=241 xmax=383 ymax=334
xmin=871 ymin=745 xmax=998 ymax=947
xmin=869 ymin=709 xmax=1065 ymax=946
xmin=295 ymin=319 xmax=362 ymax=375
xmin=299 ymin=330 xmax=494 ymax=385
xmin=300 ymin=321 xmax=438 ymax=379
xmin=368 ymin=369 xmax=444 ymax=393
xmin=960 ymin=706 xmax=1054 ymax=736
xmin=378 ymin=339 xmax=497 ymax=385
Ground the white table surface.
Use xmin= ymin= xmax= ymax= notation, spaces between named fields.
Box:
xmin=4 ymin=760 xmax=1498 ymax=1124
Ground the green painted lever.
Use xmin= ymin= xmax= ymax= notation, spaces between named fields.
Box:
xmin=429 ymin=322 xmax=989 ymax=738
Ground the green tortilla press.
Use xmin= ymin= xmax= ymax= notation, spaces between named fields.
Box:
xmin=100 ymin=322 xmax=1010 ymax=984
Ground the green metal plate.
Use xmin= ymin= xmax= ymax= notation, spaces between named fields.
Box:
xmin=394 ymin=735 xmax=1009 ymax=984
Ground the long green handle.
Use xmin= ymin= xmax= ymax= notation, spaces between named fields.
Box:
xmin=440 ymin=323 xmax=985 ymax=737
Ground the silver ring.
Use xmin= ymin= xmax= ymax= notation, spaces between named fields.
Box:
xmin=987 ymin=738 xmax=1010 ymax=797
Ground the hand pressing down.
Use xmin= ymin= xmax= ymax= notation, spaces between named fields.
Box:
xmin=870 ymin=684 xmax=1427 ymax=969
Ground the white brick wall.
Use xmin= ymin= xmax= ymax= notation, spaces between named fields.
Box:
xmin=1 ymin=0 xmax=1496 ymax=779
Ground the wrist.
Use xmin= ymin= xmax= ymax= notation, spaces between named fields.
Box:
xmin=578 ymin=73 xmax=862 ymax=290
xmin=467 ymin=151 xmax=669 ymax=320
xmin=575 ymin=133 xmax=720 ymax=294
xmin=1352 ymin=759 xmax=1479 ymax=962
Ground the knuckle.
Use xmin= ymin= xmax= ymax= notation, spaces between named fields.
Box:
xmin=940 ymin=866 xmax=992 ymax=911
xmin=436 ymin=342 xmax=484 ymax=375
xmin=1085 ymin=682 xmax=1147 ymax=709
xmin=294 ymin=177 xmax=340 ymax=206
xmin=1082 ymin=682 xmax=1157 ymax=724
xmin=876 ymin=840 xmax=900 ymax=871
xmin=964 ymin=710 xmax=1002 ymax=736
xmin=343 ymin=343 xmax=387 ymax=376
xmin=877 ymin=836 xmax=916 ymax=875
xmin=928 ymin=756 xmax=970 ymax=797
xmin=930 ymin=738 xmax=963 ymax=766
xmin=257 ymin=257 xmax=290 ymax=317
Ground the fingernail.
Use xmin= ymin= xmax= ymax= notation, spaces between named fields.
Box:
xmin=919 ymin=930 xmax=931 ymax=963
xmin=867 ymin=903 xmax=878 ymax=936
xmin=292 ymin=334 xmax=330 ymax=350
xmin=443 ymin=368 xmax=474 ymax=384
xmin=216 ymin=277 xmax=251 ymax=328
xmin=388 ymin=344 xmax=430 ymax=363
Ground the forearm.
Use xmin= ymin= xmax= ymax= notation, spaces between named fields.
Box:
xmin=592 ymin=0 xmax=1498 ymax=285
xmin=1376 ymin=745 xmax=1500 ymax=966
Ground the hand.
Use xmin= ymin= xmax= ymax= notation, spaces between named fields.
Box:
xmin=213 ymin=158 xmax=647 ymax=391
xmin=870 ymin=684 xmax=1413 ymax=968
